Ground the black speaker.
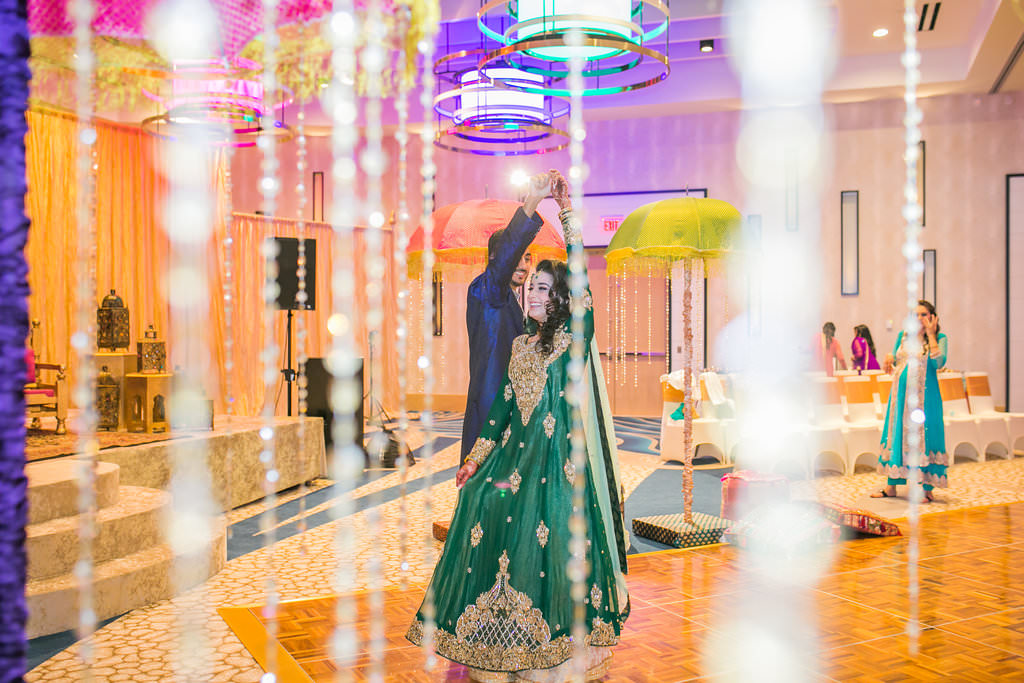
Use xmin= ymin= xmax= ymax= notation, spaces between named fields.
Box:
xmin=272 ymin=237 xmax=316 ymax=311
xmin=305 ymin=357 xmax=363 ymax=453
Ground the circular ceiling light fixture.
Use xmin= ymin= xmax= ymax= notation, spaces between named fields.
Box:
xmin=700 ymin=39 xmax=715 ymax=53
xmin=872 ymin=27 xmax=889 ymax=37
xmin=476 ymin=0 xmax=670 ymax=97
xmin=433 ymin=49 xmax=571 ymax=156
xmin=137 ymin=59 xmax=295 ymax=147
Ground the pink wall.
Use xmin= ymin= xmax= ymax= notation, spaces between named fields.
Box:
xmin=231 ymin=91 xmax=1024 ymax=407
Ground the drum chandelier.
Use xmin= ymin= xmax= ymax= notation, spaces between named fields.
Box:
xmin=475 ymin=0 xmax=671 ymax=97
xmin=138 ymin=59 xmax=295 ymax=148
xmin=433 ymin=47 xmax=571 ymax=156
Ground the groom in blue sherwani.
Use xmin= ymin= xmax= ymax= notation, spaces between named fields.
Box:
xmin=460 ymin=171 xmax=553 ymax=466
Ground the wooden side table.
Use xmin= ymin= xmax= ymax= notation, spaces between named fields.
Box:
xmin=95 ymin=351 xmax=137 ymax=430
xmin=124 ymin=372 xmax=173 ymax=433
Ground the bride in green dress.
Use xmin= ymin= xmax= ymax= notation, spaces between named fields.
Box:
xmin=407 ymin=171 xmax=629 ymax=682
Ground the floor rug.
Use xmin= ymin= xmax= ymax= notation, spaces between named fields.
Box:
xmin=25 ymin=429 xmax=178 ymax=462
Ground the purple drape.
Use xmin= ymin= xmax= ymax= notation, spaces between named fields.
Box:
xmin=0 ymin=0 xmax=31 ymax=678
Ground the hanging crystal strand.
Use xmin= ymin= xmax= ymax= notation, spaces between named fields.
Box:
xmin=562 ymin=28 xmax=589 ymax=679
xmin=647 ymin=260 xmax=653 ymax=368
xmin=147 ymin=3 xmax=221 ymax=678
xmin=619 ymin=272 xmax=626 ymax=387
xmin=392 ymin=11 xmax=413 ymax=591
xmin=223 ymin=148 xmax=236 ymax=539
xmin=70 ymin=0 xmax=98 ymax=673
xmin=256 ymin=0 xmax=283 ymax=676
xmin=665 ymin=268 xmax=670 ymax=374
xmin=901 ymin=0 xmax=925 ymax=655
xmin=295 ymin=84 xmax=310 ymax=557
xmin=632 ymin=271 xmax=639 ymax=387
xmin=359 ymin=0 xmax=389 ymax=676
xmin=326 ymin=1 xmax=363 ymax=677
xmin=416 ymin=6 xmax=441 ymax=666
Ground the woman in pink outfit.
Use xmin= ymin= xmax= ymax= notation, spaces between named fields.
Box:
xmin=851 ymin=324 xmax=881 ymax=371
xmin=816 ymin=322 xmax=847 ymax=376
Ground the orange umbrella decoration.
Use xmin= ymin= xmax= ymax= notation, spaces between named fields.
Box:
xmin=605 ymin=197 xmax=742 ymax=531
xmin=406 ymin=199 xmax=566 ymax=277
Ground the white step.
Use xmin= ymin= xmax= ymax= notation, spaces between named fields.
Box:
xmin=26 ymin=459 xmax=120 ymax=525
xmin=27 ymin=486 xmax=170 ymax=582
xmin=26 ymin=524 xmax=226 ymax=639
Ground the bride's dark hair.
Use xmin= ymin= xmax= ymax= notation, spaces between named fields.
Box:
xmin=526 ymin=259 xmax=570 ymax=355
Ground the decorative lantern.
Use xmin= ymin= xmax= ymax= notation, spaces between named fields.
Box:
xmin=97 ymin=289 xmax=130 ymax=351
xmin=96 ymin=366 xmax=120 ymax=431
xmin=137 ymin=324 xmax=167 ymax=374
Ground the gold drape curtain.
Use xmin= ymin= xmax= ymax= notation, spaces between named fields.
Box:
xmin=25 ymin=109 xmax=398 ymax=417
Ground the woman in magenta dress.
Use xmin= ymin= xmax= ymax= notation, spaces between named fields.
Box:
xmin=851 ymin=324 xmax=881 ymax=371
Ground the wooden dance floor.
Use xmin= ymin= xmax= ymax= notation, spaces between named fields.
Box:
xmin=221 ymin=503 xmax=1024 ymax=681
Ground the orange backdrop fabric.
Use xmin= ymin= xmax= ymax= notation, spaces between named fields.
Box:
xmin=24 ymin=109 xmax=398 ymax=417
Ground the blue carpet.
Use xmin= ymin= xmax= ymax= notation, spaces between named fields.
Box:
xmin=625 ymin=465 xmax=732 ymax=555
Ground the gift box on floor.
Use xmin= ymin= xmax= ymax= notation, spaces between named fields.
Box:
xmin=721 ymin=470 xmax=790 ymax=521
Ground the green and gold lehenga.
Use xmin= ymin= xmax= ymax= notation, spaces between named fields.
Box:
xmin=407 ymin=211 xmax=629 ymax=679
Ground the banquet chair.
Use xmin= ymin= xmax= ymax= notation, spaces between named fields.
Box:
xmin=659 ymin=378 xmax=729 ymax=465
xmin=24 ymin=336 xmax=68 ymax=435
xmin=963 ymin=372 xmax=1015 ymax=459
xmin=874 ymin=374 xmax=894 ymax=410
xmin=838 ymin=375 xmax=883 ymax=475
xmin=834 ymin=369 xmax=858 ymax=378
xmin=937 ymin=373 xmax=982 ymax=462
xmin=807 ymin=376 xmax=848 ymax=475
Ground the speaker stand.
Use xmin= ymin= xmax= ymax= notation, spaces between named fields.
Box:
xmin=281 ymin=309 xmax=296 ymax=417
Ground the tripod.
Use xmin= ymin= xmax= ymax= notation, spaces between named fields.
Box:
xmin=364 ymin=333 xmax=414 ymax=467
xmin=281 ymin=308 xmax=301 ymax=416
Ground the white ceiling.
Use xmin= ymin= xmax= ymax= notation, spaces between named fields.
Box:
xmin=423 ymin=0 xmax=1024 ymax=123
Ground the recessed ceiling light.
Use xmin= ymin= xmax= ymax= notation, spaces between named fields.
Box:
xmin=873 ymin=28 xmax=889 ymax=37
xmin=700 ymin=39 xmax=715 ymax=53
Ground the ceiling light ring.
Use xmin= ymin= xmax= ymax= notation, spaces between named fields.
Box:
xmin=433 ymin=77 xmax=570 ymax=125
xmin=478 ymin=36 xmax=670 ymax=96
xmin=141 ymin=107 xmax=295 ymax=148
xmin=434 ymin=121 xmax=570 ymax=157
xmin=477 ymin=0 xmax=670 ymax=50
xmin=494 ymin=45 xmax=643 ymax=80
xmin=451 ymin=126 xmax=554 ymax=145
xmin=479 ymin=0 xmax=671 ymax=54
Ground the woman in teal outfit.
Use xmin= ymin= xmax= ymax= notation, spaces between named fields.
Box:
xmin=872 ymin=300 xmax=948 ymax=502
xmin=407 ymin=172 xmax=628 ymax=682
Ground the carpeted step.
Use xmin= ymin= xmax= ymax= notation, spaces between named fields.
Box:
xmin=26 ymin=486 xmax=170 ymax=582
xmin=26 ymin=524 xmax=227 ymax=639
xmin=26 ymin=459 xmax=120 ymax=525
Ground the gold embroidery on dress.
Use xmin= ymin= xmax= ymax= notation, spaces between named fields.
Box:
xmin=587 ymin=617 xmax=617 ymax=647
xmin=536 ymin=520 xmax=549 ymax=548
xmin=504 ymin=384 xmax=513 ymax=402
xmin=501 ymin=424 xmax=511 ymax=447
xmin=470 ymin=523 xmax=483 ymax=547
xmin=455 ymin=551 xmax=552 ymax=659
xmin=509 ymin=469 xmax=522 ymax=494
xmin=543 ymin=412 xmax=555 ymax=438
xmin=590 ymin=584 xmax=603 ymax=610
xmin=508 ymin=331 xmax=572 ymax=425
xmin=563 ymin=459 xmax=576 ymax=485
xmin=467 ymin=437 xmax=496 ymax=466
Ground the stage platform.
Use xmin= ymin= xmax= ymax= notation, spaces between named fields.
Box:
xmin=51 ymin=415 xmax=327 ymax=511
xmin=23 ymin=416 xmax=325 ymax=638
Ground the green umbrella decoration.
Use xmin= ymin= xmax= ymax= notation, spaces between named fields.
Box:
xmin=605 ymin=197 xmax=742 ymax=529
